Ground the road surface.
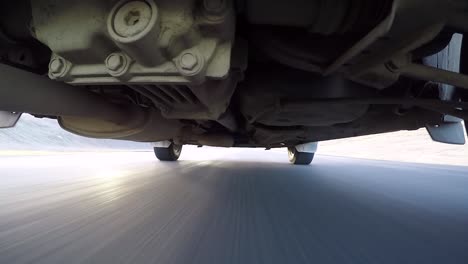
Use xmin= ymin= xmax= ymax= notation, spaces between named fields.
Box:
xmin=1 ymin=149 xmax=468 ymax=264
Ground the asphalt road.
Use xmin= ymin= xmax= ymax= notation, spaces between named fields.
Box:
xmin=0 ymin=149 xmax=468 ymax=264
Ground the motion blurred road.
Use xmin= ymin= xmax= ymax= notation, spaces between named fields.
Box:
xmin=1 ymin=148 xmax=468 ymax=264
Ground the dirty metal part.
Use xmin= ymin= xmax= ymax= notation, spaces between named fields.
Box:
xmin=175 ymin=50 xmax=205 ymax=80
xmin=129 ymin=71 xmax=241 ymax=122
xmin=249 ymin=0 xmax=394 ymax=75
xmin=59 ymin=109 xmax=183 ymax=141
xmin=48 ymin=55 xmax=72 ymax=80
xmin=385 ymin=50 xmax=468 ymax=91
xmin=59 ymin=114 xmax=147 ymax=140
xmin=108 ymin=0 xmax=162 ymax=67
xmin=129 ymin=84 xmax=204 ymax=116
xmin=397 ymin=63 xmax=468 ymax=90
xmin=246 ymin=100 xmax=369 ymax=127
xmin=4 ymin=0 xmax=468 ymax=148
xmin=128 ymin=85 xmax=172 ymax=114
xmin=0 ymin=64 xmax=138 ymax=124
xmin=247 ymin=0 xmax=468 ymax=91
xmin=279 ymin=98 xmax=468 ymax=121
xmin=252 ymin=106 xmax=443 ymax=146
xmin=0 ymin=63 xmax=165 ymax=140
xmin=346 ymin=22 xmax=446 ymax=88
xmin=323 ymin=0 xmax=397 ymax=75
xmin=240 ymin=67 xmax=376 ymax=126
xmin=179 ymin=52 xmax=200 ymax=72
xmin=130 ymin=81 xmax=239 ymax=132
xmin=105 ymin=52 xmax=132 ymax=77
xmin=31 ymin=0 xmax=235 ymax=84
xmin=323 ymin=0 xmax=468 ymax=89
xmin=247 ymin=96 xmax=468 ymax=128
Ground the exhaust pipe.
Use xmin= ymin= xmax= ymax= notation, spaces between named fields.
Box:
xmin=0 ymin=64 xmax=186 ymax=142
xmin=0 ymin=64 xmax=138 ymax=124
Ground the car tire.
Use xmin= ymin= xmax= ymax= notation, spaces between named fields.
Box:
xmin=154 ymin=143 xmax=183 ymax=161
xmin=288 ymin=147 xmax=314 ymax=165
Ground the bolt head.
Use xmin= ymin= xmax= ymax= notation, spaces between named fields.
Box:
xmin=180 ymin=53 xmax=198 ymax=71
xmin=106 ymin=53 xmax=124 ymax=71
xmin=49 ymin=58 xmax=65 ymax=74
xmin=113 ymin=1 xmax=153 ymax=38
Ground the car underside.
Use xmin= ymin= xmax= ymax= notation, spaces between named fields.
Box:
xmin=1 ymin=0 xmax=468 ymax=154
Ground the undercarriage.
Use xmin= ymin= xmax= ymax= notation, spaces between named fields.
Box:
xmin=1 ymin=0 xmax=468 ymax=149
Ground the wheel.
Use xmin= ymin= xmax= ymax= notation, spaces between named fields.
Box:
xmin=154 ymin=143 xmax=183 ymax=161
xmin=288 ymin=147 xmax=314 ymax=165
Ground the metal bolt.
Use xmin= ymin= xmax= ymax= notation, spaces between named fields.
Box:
xmin=203 ymin=0 xmax=225 ymax=14
xmin=180 ymin=52 xmax=198 ymax=71
xmin=49 ymin=58 xmax=65 ymax=74
xmin=113 ymin=1 xmax=153 ymax=38
xmin=106 ymin=53 xmax=125 ymax=71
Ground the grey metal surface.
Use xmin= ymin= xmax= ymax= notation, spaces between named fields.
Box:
xmin=0 ymin=111 xmax=21 ymax=128
xmin=0 ymin=151 xmax=467 ymax=264
xmin=426 ymin=116 xmax=466 ymax=145
xmin=32 ymin=0 xmax=235 ymax=84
